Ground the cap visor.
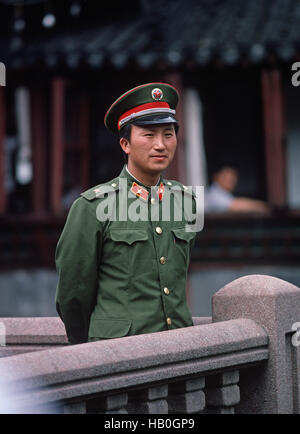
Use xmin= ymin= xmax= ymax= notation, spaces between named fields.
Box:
xmin=132 ymin=114 xmax=178 ymax=126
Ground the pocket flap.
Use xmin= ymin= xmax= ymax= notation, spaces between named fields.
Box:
xmin=171 ymin=228 xmax=196 ymax=242
xmin=109 ymin=229 xmax=148 ymax=245
xmin=89 ymin=318 xmax=132 ymax=338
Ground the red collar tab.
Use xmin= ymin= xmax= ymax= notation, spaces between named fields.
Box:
xmin=157 ymin=182 xmax=165 ymax=201
xmin=130 ymin=182 xmax=149 ymax=201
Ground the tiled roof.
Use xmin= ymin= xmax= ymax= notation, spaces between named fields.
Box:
xmin=2 ymin=0 xmax=300 ymax=69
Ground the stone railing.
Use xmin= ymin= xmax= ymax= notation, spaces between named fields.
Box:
xmin=0 ymin=274 xmax=299 ymax=414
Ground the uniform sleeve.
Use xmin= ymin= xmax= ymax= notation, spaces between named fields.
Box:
xmin=55 ymin=197 xmax=102 ymax=344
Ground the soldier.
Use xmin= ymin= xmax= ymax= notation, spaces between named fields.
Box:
xmin=55 ymin=82 xmax=197 ymax=345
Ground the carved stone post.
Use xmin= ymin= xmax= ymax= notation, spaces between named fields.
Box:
xmin=213 ymin=274 xmax=300 ymax=414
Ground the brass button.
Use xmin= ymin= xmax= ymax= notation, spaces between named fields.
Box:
xmin=160 ymin=256 xmax=166 ymax=264
xmin=155 ymin=226 xmax=162 ymax=234
xmin=166 ymin=317 xmax=172 ymax=326
xmin=151 ymin=197 xmax=156 ymax=204
xmin=167 ymin=181 xmax=172 ymax=186
xmin=111 ymin=183 xmax=117 ymax=188
xmin=163 ymin=287 xmax=170 ymax=295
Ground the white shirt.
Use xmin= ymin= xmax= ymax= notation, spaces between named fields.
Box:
xmin=205 ymin=183 xmax=234 ymax=213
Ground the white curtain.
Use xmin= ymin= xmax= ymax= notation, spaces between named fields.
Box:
xmin=184 ymin=88 xmax=208 ymax=189
xmin=15 ymin=86 xmax=32 ymax=184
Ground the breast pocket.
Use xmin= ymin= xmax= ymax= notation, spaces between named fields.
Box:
xmin=109 ymin=228 xmax=156 ymax=288
xmin=171 ymin=227 xmax=196 ymax=270
xmin=109 ymin=228 xmax=148 ymax=245
xmin=108 ymin=228 xmax=151 ymax=266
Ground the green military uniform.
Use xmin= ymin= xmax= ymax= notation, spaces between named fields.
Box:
xmin=55 ymin=82 xmax=197 ymax=344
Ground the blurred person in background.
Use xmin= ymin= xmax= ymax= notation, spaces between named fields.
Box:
xmin=205 ymin=166 xmax=270 ymax=214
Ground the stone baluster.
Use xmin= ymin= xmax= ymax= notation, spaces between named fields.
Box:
xmin=86 ymin=393 xmax=128 ymax=414
xmin=204 ymin=370 xmax=240 ymax=414
xmin=168 ymin=377 xmax=205 ymax=414
xmin=126 ymin=385 xmax=168 ymax=414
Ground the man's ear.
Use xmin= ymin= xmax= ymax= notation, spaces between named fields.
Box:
xmin=120 ymin=137 xmax=130 ymax=155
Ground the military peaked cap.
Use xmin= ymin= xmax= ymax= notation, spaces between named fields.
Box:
xmin=104 ymin=82 xmax=179 ymax=134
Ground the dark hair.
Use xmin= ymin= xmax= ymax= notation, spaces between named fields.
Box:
xmin=119 ymin=124 xmax=132 ymax=141
xmin=119 ymin=124 xmax=132 ymax=163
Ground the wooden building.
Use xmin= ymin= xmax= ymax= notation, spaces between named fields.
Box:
xmin=0 ymin=0 xmax=300 ymax=315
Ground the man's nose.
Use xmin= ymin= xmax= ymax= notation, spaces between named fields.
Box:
xmin=153 ymin=134 xmax=166 ymax=149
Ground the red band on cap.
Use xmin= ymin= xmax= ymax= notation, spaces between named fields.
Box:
xmin=118 ymin=102 xmax=170 ymax=130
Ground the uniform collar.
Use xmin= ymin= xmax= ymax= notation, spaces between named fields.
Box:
xmin=120 ymin=164 xmax=164 ymax=191
xmin=119 ymin=165 xmax=166 ymax=202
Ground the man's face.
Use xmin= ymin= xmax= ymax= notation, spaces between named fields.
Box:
xmin=215 ymin=167 xmax=238 ymax=192
xmin=120 ymin=124 xmax=177 ymax=176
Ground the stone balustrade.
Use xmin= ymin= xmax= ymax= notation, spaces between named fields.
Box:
xmin=0 ymin=274 xmax=299 ymax=414
xmin=0 ymin=316 xmax=67 ymax=357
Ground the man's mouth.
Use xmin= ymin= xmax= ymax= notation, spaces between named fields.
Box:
xmin=150 ymin=155 xmax=168 ymax=159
